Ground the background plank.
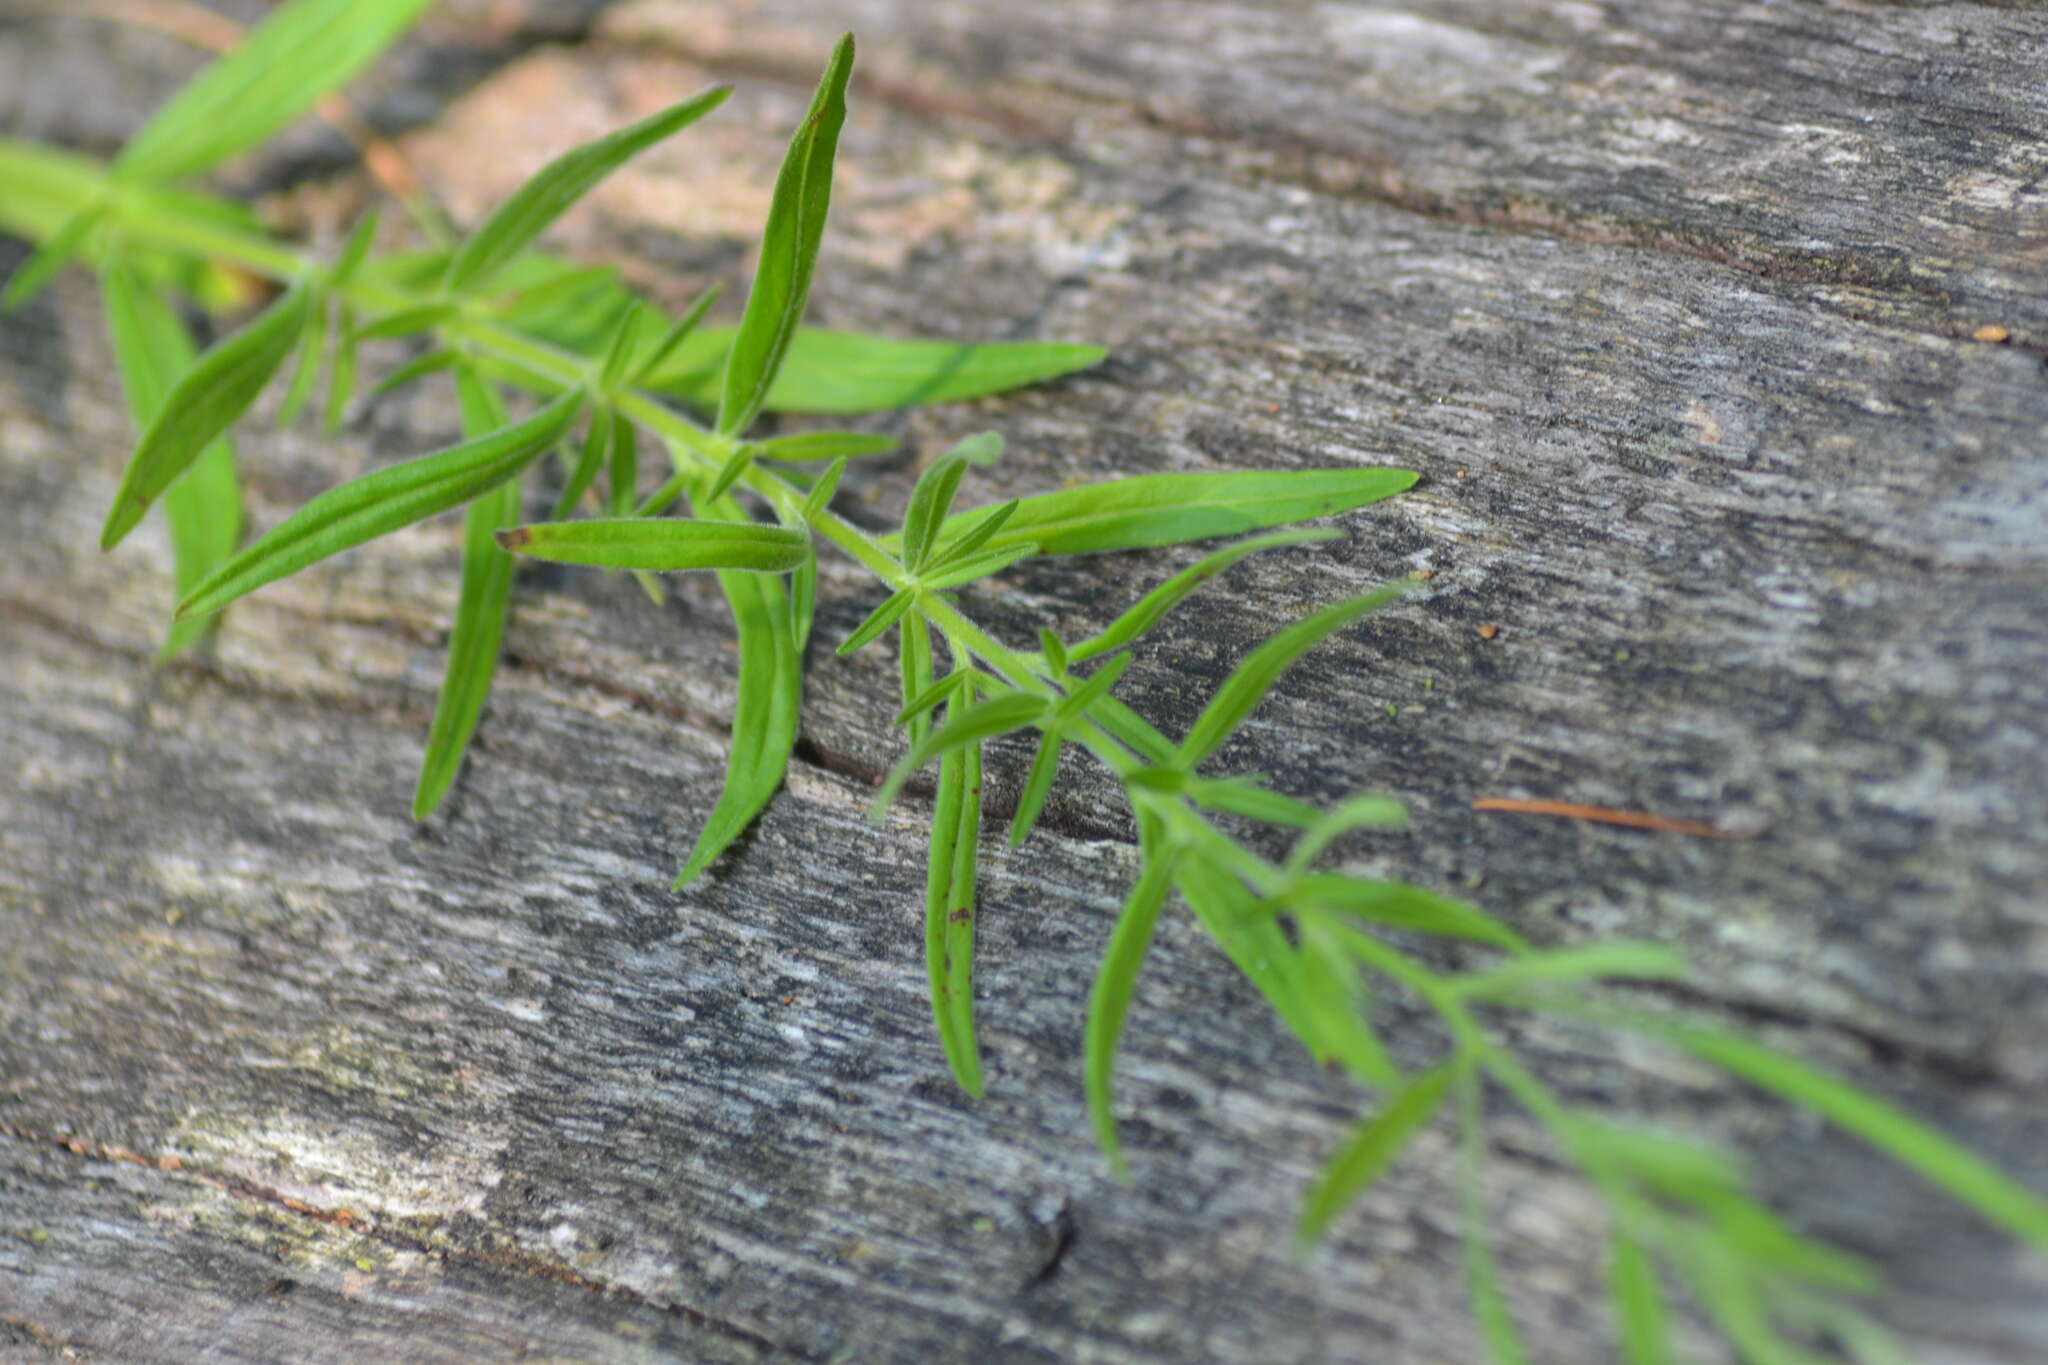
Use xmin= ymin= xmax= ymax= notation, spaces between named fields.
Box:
xmin=3 ymin=1 xmax=2045 ymax=1360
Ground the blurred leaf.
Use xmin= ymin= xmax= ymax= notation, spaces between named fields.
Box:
xmin=1293 ymin=875 xmax=1527 ymax=951
xmin=1283 ymin=794 xmax=1410 ymax=874
xmin=753 ymin=430 xmax=896 ymax=462
xmin=3 ymin=200 xmax=110 ymax=310
xmin=1608 ymin=1229 xmax=1672 ymax=1365
xmin=1456 ymin=1071 xmax=1530 ymax=1365
xmin=870 ymin=691 xmax=1047 ymax=816
xmin=1456 ymin=944 xmax=1689 ymax=1002
xmin=114 ymin=0 xmax=438 ymax=183
xmin=444 ymin=86 xmax=732 ymax=296
xmin=100 ymin=260 xmax=241 ymax=658
xmin=1668 ymin=1029 xmax=2048 ymax=1251
xmin=1298 ymin=1062 xmax=1456 ymax=1245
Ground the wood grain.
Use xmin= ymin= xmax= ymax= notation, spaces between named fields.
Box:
xmin=4 ymin=2 xmax=2046 ymax=1360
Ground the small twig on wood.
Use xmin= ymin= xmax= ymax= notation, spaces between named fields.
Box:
xmin=1471 ymin=797 xmax=1758 ymax=839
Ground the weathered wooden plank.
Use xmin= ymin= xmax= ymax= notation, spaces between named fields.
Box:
xmin=3 ymin=1 xmax=2046 ymax=1361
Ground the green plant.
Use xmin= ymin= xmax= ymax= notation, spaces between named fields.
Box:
xmin=4 ymin=3 xmax=2043 ymax=1360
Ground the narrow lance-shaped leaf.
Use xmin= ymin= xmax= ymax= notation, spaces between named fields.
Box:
xmin=752 ymin=430 xmax=896 ymax=462
xmin=1608 ymin=1229 xmax=1673 ymax=1365
xmin=103 ymin=280 xmax=313 ymax=550
xmin=1284 ymin=793 xmax=1410 ymax=874
xmin=114 ymin=0 xmax=438 ymax=183
xmin=274 ymin=297 xmax=330 ymax=427
xmin=1456 ymin=1071 xmax=1531 ymax=1365
xmin=895 ymin=469 xmax=1418 ymax=560
xmin=633 ymin=280 xmax=723 ymax=384
xmin=1009 ymin=655 xmax=1133 ymax=846
xmin=1069 ymin=528 xmax=1336 ymax=664
xmin=179 ymin=388 xmax=582 ymax=618
xmin=607 ymin=413 xmax=640 ymax=515
xmin=870 ymin=691 xmax=1047 ymax=816
xmin=101 ymin=261 xmax=240 ymax=658
xmin=3 ymin=200 xmax=110 ymax=311
xmin=837 ymin=587 xmax=914 ymax=657
xmin=1665 ymin=1028 xmax=2048 ymax=1251
xmin=497 ymin=516 xmax=807 ymax=573
xmin=1292 ymin=874 xmax=1528 ymax=952
xmin=330 ymin=210 xmax=380 ymax=287
xmin=1298 ymin=1061 xmax=1457 ymax=1245
xmin=553 ymin=408 xmax=610 ymax=519
xmin=444 ymin=86 xmax=732 ymax=296
xmin=919 ymin=544 xmax=1037 ymax=591
xmin=674 ymin=491 xmax=805 ymax=887
xmin=716 ymin=34 xmax=854 ymax=436
xmin=800 ymin=455 xmax=848 ymax=520
xmin=1454 ymin=944 xmax=1689 ymax=1003
xmin=645 ymin=326 xmax=1106 ymax=415
xmin=1085 ymin=820 xmax=1177 ymax=1174
xmin=704 ymin=444 xmax=754 ymax=503
xmin=900 ymin=431 xmax=1003 ymax=571
xmin=414 ymin=368 xmax=521 ymax=820
xmin=325 ymin=302 xmax=358 ymax=433
xmin=1175 ymin=855 xmax=1330 ymax=1059
xmin=495 ymin=264 xmax=619 ymax=321
xmin=900 ymin=612 xmax=937 ymax=749
xmin=926 ymin=714 xmax=986 ymax=1097
xmin=1179 ymin=582 xmax=1410 ymax=766
xmin=368 ymin=347 xmax=460 ymax=399
xmin=1294 ymin=917 xmax=1401 ymax=1089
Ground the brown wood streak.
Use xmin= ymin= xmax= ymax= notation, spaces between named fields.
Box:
xmin=2 ymin=0 xmax=2046 ymax=1362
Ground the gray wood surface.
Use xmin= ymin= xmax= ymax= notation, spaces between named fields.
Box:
xmin=4 ymin=1 xmax=2046 ymax=1360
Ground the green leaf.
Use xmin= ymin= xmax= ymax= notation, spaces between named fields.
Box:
xmin=1179 ymin=583 xmax=1409 ymax=766
xmin=274 ymin=298 xmax=330 ymax=426
xmin=179 ymin=388 xmax=582 ymax=618
xmin=895 ymin=671 xmax=969 ymax=729
xmin=325 ymin=303 xmax=359 ymax=433
xmin=870 ymin=691 xmax=1047 ymax=817
xmin=444 ymin=86 xmax=732 ymax=296
xmin=715 ymin=34 xmax=854 ymax=437
xmin=413 ymin=368 xmax=520 ymax=820
xmin=496 ymin=516 xmax=806 ymax=573
xmin=926 ymin=720 xmax=985 ymax=1097
xmin=330 ymin=210 xmax=380 ymax=287
xmin=1608 ymin=1230 xmax=1672 ymax=1365
xmin=633 ymin=280 xmax=723 ymax=384
xmin=1295 ymin=918 xmax=1400 ymax=1089
xmin=1091 ymin=695 xmax=1179 ymax=766
xmin=1069 ymin=529 xmax=1336 ymax=665
xmin=101 ymin=261 xmax=241 ymax=658
xmin=3 ymin=200 xmax=110 ymax=311
xmin=1456 ymin=1072 xmax=1530 ymax=1365
xmin=896 ymin=469 xmax=1418 ymax=560
xmin=836 ymin=587 xmax=914 ymax=657
xmin=1666 ymin=1029 xmax=2048 ymax=1251
xmin=901 ymin=432 xmax=1004 ymax=571
xmin=1455 ymin=944 xmax=1689 ymax=1002
xmin=114 ymin=0 xmax=438 ymax=183
xmin=919 ymin=544 xmax=1037 ymax=591
xmin=647 ymin=327 xmax=1107 ymax=414
xmin=1284 ymin=794 xmax=1410 ymax=874
xmin=495 ymin=264 xmax=619 ymax=321
xmin=1298 ymin=1062 xmax=1456 ymax=1245
xmin=354 ymin=302 xmax=457 ymax=341
xmin=102 ymin=281 xmax=313 ymax=550
xmin=801 ymin=456 xmax=848 ymax=520
xmin=552 ymin=409 xmax=610 ymax=518
xmin=752 ymin=430 xmax=897 ymax=462
xmin=1292 ymin=875 xmax=1528 ymax=951
xmin=1038 ymin=627 xmax=1068 ymax=677
xmin=597 ymin=307 xmax=645 ymax=393
xmin=674 ymin=554 xmax=803 ymax=887
xmin=367 ymin=346 xmax=460 ymax=399
xmin=1186 ymin=777 xmax=1322 ymax=828
xmin=900 ymin=612 xmax=936 ymax=748
xmin=606 ymin=413 xmax=640 ymax=515
xmin=1085 ymin=819 xmax=1178 ymax=1174
xmin=704 ymin=444 xmax=754 ymax=503
xmin=1175 ymin=855 xmax=1328 ymax=1056
xmin=927 ymin=499 xmax=1019 ymax=570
